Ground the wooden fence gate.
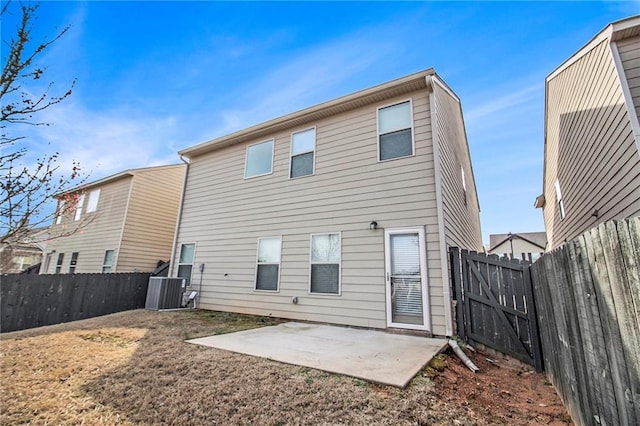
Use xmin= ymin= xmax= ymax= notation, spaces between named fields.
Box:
xmin=450 ymin=248 xmax=543 ymax=371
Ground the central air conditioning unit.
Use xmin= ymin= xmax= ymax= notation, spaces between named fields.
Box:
xmin=145 ymin=277 xmax=185 ymax=310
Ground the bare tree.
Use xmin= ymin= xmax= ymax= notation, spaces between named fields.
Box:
xmin=1 ymin=1 xmax=85 ymax=246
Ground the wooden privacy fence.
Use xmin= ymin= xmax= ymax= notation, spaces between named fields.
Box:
xmin=450 ymin=248 xmax=543 ymax=371
xmin=531 ymin=218 xmax=640 ymax=426
xmin=0 ymin=273 xmax=150 ymax=333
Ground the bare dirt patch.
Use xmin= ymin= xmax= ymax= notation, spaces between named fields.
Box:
xmin=431 ymin=348 xmax=572 ymax=425
xmin=1 ymin=309 xmax=572 ymax=425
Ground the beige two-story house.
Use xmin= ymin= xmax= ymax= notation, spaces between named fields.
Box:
xmin=172 ymin=69 xmax=482 ymax=336
xmin=41 ymin=164 xmax=186 ymax=274
xmin=537 ymin=16 xmax=640 ymax=249
xmin=487 ymin=232 xmax=546 ymax=262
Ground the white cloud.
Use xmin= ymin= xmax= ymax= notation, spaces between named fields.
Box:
xmin=465 ymin=84 xmax=541 ymax=124
xmin=22 ymin=100 xmax=182 ymax=181
xmin=203 ymin=22 xmax=408 ymax=139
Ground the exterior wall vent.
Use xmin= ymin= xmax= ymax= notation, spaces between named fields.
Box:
xmin=145 ymin=277 xmax=185 ymax=310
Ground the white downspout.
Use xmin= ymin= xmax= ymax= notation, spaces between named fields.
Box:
xmin=169 ymin=155 xmax=190 ymax=278
xmin=429 ymin=74 xmax=455 ymax=337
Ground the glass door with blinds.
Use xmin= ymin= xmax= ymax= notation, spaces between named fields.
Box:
xmin=384 ymin=228 xmax=430 ymax=331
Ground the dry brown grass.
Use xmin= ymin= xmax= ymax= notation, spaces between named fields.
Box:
xmin=1 ymin=309 xmax=570 ymax=425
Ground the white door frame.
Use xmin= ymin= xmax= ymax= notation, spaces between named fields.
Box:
xmin=384 ymin=227 xmax=430 ymax=331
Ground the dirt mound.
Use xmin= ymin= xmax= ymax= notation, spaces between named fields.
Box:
xmin=433 ymin=346 xmax=572 ymax=425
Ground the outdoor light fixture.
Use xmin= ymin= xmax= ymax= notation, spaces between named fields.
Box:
xmin=370 ymin=221 xmax=378 ymax=230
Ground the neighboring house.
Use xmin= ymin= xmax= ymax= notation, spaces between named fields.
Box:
xmin=487 ymin=232 xmax=547 ymax=262
xmin=41 ymin=164 xmax=186 ymax=274
xmin=536 ymin=16 xmax=640 ymax=250
xmin=0 ymin=227 xmax=48 ymax=274
xmin=172 ymin=69 xmax=482 ymax=336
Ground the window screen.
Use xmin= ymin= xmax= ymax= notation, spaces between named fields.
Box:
xmin=69 ymin=252 xmax=79 ymax=274
xmin=245 ymin=140 xmax=274 ymax=178
xmin=87 ymin=189 xmax=100 ymax=213
xmin=310 ymin=233 xmax=340 ymax=294
xmin=102 ymin=250 xmax=114 ymax=273
xmin=256 ymin=237 xmax=281 ymax=291
xmin=74 ymin=194 xmax=85 ymax=221
xmin=178 ymin=243 xmax=195 ymax=286
xmin=378 ymin=101 xmax=413 ymax=161
xmin=290 ymin=128 xmax=315 ymax=178
xmin=55 ymin=253 xmax=64 ymax=274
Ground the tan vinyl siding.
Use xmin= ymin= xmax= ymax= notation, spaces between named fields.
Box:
xmin=618 ymin=36 xmax=640 ymax=121
xmin=544 ymin=39 xmax=640 ymax=249
xmin=43 ymin=178 xmax=131 ymax=273
xmin=433 ymin=84 xmax=482 ymax=251
xmin=176 ymin=90 xmax=450 ymax=335
xmin=117 ymin=165 xmax=185 ymax=272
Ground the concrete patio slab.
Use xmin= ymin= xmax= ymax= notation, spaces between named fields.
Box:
xmin=186 ymin=322 xmax=447 ymax=388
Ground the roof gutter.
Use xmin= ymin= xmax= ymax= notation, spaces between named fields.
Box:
xmin=180 ymin=68 xmax=435 ymax=159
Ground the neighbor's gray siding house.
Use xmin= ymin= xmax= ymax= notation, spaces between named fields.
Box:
xmin=172 ymin=69 xmax=481 ymax=336
xmin=537 ymin=16 xmax=640 ymax=250
xmin=41 ymin=165 xmax=186 ymax=274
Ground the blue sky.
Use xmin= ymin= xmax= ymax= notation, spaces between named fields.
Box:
xmin=4 ymin=1 xmax=639 ymax=245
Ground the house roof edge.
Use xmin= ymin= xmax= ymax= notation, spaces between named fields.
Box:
xmin=54 ymin=163 xmax=185 ymax=198
xmin=180 ymin=68 xmax=436 ymax=158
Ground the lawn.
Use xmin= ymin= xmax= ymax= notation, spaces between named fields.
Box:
xmin=0 ymin=309 xmax=571 ymax=425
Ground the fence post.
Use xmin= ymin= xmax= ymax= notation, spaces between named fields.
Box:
xmin=522 ymin=264 xmax=543 ymax=372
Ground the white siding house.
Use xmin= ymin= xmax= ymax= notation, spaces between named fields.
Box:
xmin=173 ymin=69 xmax=481 ymax=336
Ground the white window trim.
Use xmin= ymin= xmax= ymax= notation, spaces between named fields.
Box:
xmin=55 ymin=253 xmax=65 ymax=274
xmin=102 ymin=249 xmax=115 ymax=273
xmin=308 ymin=232 xmax=342 ymax=296
xmin=74 ymin=194 xmax=85 ymax=221
xmin=244 ymin=139 xmax=275 ymax=179
xmin=68 ymin=252 xmax=79 ymax=273
xmin=384 ymin=227 xmax=430 ymax=332
xmin=461 ymin=166 xmax=468 ymax=206
xmin=87 ymin=189 xmax=100 ymax=213
xmin=55 ymin=200 xmax=66 ymax=225
xmin=254 ymin=236 xmax=282 ymax=293
xmin=555 ymin=179 xmax=566 ymax=219
xmin=288 ymin=126 xmax=316 ymax=179
xmin=176 ymin=242 xmax=197 ymax=287
xmin=461 ymin=166 xmax=467 ymax=192
xmin=376 ymin=98 xmax=415 ymax=163
xmin=42 ymin=253 xmax=52 ymax=274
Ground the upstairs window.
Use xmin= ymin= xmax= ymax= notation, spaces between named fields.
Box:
xmin=69 ymin=252 xmax=79 ymax=273
xmin=378 ymin=100 xmax=414 ymax=161
xmin=461 ymin=166 xmax=468 ymax=206
xmin=310 ymin=233 xmax=341 ymax=295
xmin=55 ymin=200 xmax=66 ymax=225
xmin=87 ymin=189 xmax=100 ymax=213
xmin=55 ymin=253 xmax=65 ymax=274
xmin=102 ymin=250 xmax=114 ymax=273
xmin=290 ymin=128 xmax=316 ymax=178
xmin=245 ymin=139 xmax=274 ymax=178
xmin=43 ymin=253 xmax=52 ymax=273
xmin=255 ymin=237 xmax=281 ymax=291
xmin=74 ymin=194 xmax=85 ymax=221
xmin=177 ymin=243 xmax=195 ymax=286
xmin=555 ymin=179 xmax=566 ymax=219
